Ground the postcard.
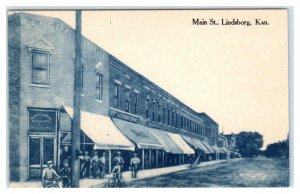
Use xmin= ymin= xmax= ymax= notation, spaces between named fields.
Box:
xmin=7 ymin=9 xmax=289 ymax=188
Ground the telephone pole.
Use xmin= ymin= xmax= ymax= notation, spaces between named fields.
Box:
xmin=71 ymin=10 xmax=82 ymax=188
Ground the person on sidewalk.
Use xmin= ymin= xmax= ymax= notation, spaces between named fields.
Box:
xmin=99 ymin=152 xmax=106 ymax=178
xmin=59 ymin=159 xmax=71 ymax=188
xmin=90 ymin=151 xmax=100 ymax=178
xmin=80 ymin=151 xmax=91 ymax=178
xmin=111 ymin=161 xmax=122 ymax=187
xmin=42 ymin=161 xmax=61 ymax=188
xmin=113 ymin=151 xmax=125 ymax=171
xmin=130 ymin=153 xmax=141 ymax=178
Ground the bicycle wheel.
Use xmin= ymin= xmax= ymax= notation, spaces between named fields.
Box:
xmin=107 ymin=179 xmax=115 ymax=188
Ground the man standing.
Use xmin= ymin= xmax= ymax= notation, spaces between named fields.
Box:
xmin=89 ymin=151 xmax=100 ymax=178
xmin=59 ymin=159 xmax=71 ymax=188
xmin=99 ymin=152 xmax=106 ymax=178
xmin=130 ymin=153 xmax=141 ymax=178
xmin=42 ymin=161 xmax=60 ymax=188
xmin=80 ymin=151 xmax=91 ymax=178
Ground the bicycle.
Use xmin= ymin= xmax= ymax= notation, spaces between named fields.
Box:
xmin=107 ymin=173 xmax=124 ymax=188
xmin=42 ymin=177 xmax=61 ymax=188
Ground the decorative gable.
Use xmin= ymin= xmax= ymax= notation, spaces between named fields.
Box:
xmin=26 ymin=37 xmax=55 ymax=52
xmin=95 ymin=61 xmax=104 ymax=72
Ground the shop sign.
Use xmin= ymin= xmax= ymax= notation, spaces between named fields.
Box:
xmin=29 ymin=109 xmax=56 ymax=132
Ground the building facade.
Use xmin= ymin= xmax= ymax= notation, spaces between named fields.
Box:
xmin=8 ymin=12 xmax=221 ymax=182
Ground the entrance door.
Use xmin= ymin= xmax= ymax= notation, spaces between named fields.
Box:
xmin=29 ymin=136 xmax=55 ymax=180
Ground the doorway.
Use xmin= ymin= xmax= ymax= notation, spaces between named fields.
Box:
xmin=28 ymin=136 xmax=55 ymax=180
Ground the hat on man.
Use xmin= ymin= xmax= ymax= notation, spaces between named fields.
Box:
xmin=63 ymin=159 xmax=69 ymax=165
xmin=133 ymin=153 xmax=137 ymax=156
xmin=117 ymin=151 xmax=121 ymax=155
xmin=47 ymin=161 xmax=53 ymax=165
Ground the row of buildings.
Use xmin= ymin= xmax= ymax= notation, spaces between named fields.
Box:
xmin=8 ymin=12 xmax=238 ymax=181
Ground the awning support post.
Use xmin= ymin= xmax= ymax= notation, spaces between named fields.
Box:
xmin=182 ymin=154 xmax=185 ymax=164
xmin=156 ymin=150 xmax=158 ymax=168
xmin=162 ymin=151 xmax=165 ymax=167
xmin=142 ymin=149 xmax=145 ymax=169
xmin=149 ymin=149 xmax=152 ymax=168
xmin=108 ymin=149 xmax=112 ymax=173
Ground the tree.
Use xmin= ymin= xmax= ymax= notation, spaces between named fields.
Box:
xmin=236 ymin=131 xmax=264 ymax=157
xmin=264 ymin=140 xmax=289 ymax=158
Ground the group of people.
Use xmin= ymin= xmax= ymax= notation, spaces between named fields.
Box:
xmin=41 ymin=150 xmax=141 ymax=188
xmin=80 ymin=151 xmax=107 ymax=179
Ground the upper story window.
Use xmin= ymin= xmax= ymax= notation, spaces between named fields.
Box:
xmin=163 ymin=106 xmax=166 ymax=124
xmin=145 ymin=98 xmax=150 ymax=119
xmin=96 ymin=73 xmax=103 ymax=101
xmin=181 ymin=115 xmax=183 ymax=129
xmin=133 ymin=92 xmax=139 ymax=115
xmin=114 ymin=83 xmax=120 ymax=109
xmin=124 ymin=88 xmax=130 ymax=113
xmin=152 ymin=100 xmax=155 ymax=121
xmin=32 ymin=51 xmax=50 ymax=85
xmin=27 ymin=37 xmax=54 ymax=86
xmin=157 ymin=104 xmax=161 ymax=123
xmin=167 ymin=108 xmax=170 ymax=126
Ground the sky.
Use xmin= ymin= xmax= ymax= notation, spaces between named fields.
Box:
xmin=15 ymin=10 xmax=288 ymax=149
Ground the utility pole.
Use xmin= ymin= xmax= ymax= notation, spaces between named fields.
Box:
xmin=71 ymin=10 xmax=82 ymax=188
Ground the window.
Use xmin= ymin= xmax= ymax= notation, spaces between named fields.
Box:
xmin=167 ymin=109 xmax=170 ymax=125
xmin=133 ymin=92 xmax=138 ymax=114
xmin=145 ymin=99 xmax=150 ymax=119
xmin=175 ymin=113 xmax=178 ymax=128
xmin=114 ymin=84 xmax=120 ymax=109
xmin=181 ymin=115 xmax=183 ymax=129
xmin=152 ymin=101 xmax=155 ymax=121
xmin=157 ymin=104 xmax=161 ymax=123
xmin=32 ymin=51 xmax=50 ymax=85
xmin=163 ymin=107 xmax=166 ymax=124
xmin=125 ymin=88 xmax=130 ymax=112
xmin=96 ymin=73 xmax=103 ymax=100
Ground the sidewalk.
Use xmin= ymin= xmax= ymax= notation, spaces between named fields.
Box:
xmin=9 ymin=158 xmax=243 ymax=188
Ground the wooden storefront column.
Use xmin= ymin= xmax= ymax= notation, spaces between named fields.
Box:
xmin=149 ymin=149 xmax=152 ymax=168
xmin=142 ymin=149 xmax=145 ymax=169
xmin=162 ymin=151 xmax=165 ymax=167
xmin=108 ymin=150 xmax=112 ymax=173
xmin=156 ymin=150 xmax=159 ymax=168
xmin=182 ymin=154 xmax=185 ymax=164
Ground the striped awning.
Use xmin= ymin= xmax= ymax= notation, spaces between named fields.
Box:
xmin=182 ymin=135 xmax=210 ymax=154
xmin=167 ymin=133 xmax=195 ymax=154
xmin=63 ymin=106 xmax=135 ymax=151
xmin=112 ymin=118 xmax=165 ymax=150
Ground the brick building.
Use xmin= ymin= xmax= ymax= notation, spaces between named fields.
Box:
xmin=8 ymin=12 xmax=221 ymax=181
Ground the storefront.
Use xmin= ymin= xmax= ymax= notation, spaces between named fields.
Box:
xmin=112 ymin=118 xmax=165 ymax=169
xmin=182 ymin=135 xmax=211 ymax=162
xmin=63 ymin=106 xmax=135 ymax=173
xmin=27 ymin=108 xmax=59 ymax=180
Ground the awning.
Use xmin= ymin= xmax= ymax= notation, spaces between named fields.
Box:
xmin=151 ymin=129 xmax=183 ymax=154
xmin=182 ymin=135 xmax=210 ymax=154
xmin=202 ymin=141 xmax=215 ymax=154
xmin=112 ymin=118 xmax=165 ymax=150
xmin=211 ymin=145 xmax=225 ymax=153
xmin=221 ymin=147 xmax=230 ymax=155
xmin=63 ymin=106 xmax=135 ymax=151
xmin=167 ymin=133 xmax=195 ymax=154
